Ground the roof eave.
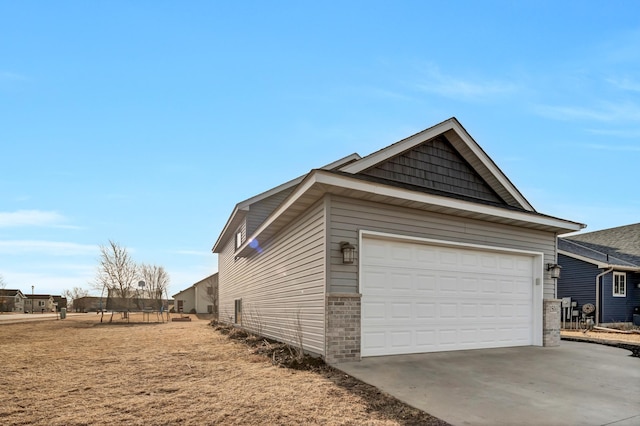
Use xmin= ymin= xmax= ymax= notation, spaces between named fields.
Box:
xmin=235 ymin=170 xmax=584 ymax=257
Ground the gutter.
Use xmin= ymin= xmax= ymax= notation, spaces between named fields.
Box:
xmin=595 ymin=267 xmax=614 ymax=325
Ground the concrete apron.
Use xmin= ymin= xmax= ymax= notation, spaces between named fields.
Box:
xmin=335 ymin=341 xmax=640 ymax=426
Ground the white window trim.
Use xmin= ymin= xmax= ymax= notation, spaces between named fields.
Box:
xmin=613 ymin=272 xmax=626 ymax=297
xmin=235 ymin=231 xmax=243 ymax=250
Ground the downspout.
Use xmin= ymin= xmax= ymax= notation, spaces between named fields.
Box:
xmin=553 ymin=232 xmax=559 ymax=299
xmin=595 ymin=267 xmax=613 ymax=325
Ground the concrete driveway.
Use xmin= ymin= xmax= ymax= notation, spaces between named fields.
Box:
xmin=336 ymin=342 xmax=640 ymax=426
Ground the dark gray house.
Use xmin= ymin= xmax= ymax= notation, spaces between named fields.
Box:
xmin=558 ymin=223 xmax=640 ymax=324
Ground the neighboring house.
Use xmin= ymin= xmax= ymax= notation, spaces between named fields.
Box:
xmin=212 ymin=117 xmax=584 ymax=363
xmin=25 ymin=294 xmax=55 ymax=313
xmin=558 ymin=223 xmax=640 ymax=324
xmin=0 ymin=289 xmax=26 ymax=312
xmin=52 ymin=295 xmax=68 ymax=312
xmin=72 ymin=296 xmax=104 ymax=312
xmin=172 ymin=273 xmax=218 ymax=315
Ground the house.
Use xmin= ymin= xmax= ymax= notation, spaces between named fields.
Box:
xmin=172 ymin=273 xmax=218 ymax=315
xmin=558 ymin=223 xmax=640 ymax=325
xmin=52 ymin=295 xmax=68 ymax=312
xmin=24 ymin=294 xmax=55 ymax=313
xmin=0 ymin=289 xmax=26 ymax=313
xmin=212 ymin=117 xmax=584 ymax=363
xmin=71 ymin=296 xmax=104 ymax=312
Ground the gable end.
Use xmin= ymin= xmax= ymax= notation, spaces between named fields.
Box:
xmin=358 ymin=135 xmax=506 ymax=205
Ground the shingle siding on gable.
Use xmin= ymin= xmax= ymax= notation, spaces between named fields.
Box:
xmin=557 ymin=254 xmax=598 ymax=308
xmin=359 ymin=136 xmax=504 ymax=204
xmin=246 ymin=187 xmax=295 ymax=236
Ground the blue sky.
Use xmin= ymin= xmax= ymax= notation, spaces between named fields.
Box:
xmin=2 ymin=1 xmax=640 ymax=296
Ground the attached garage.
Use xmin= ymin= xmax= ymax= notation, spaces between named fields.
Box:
xmin=360 ymin=233 xmax=543 ymax=357
xmin=213 ymin=117 xmax=584 ymax=363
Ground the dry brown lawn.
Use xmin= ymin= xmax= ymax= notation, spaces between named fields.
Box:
xmin=561 ymin=329 xmax=640 ymax=345
xmin=0 ymin=314 xmax=446 ymax=426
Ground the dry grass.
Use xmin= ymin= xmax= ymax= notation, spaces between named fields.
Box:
xmin=0 ymin=314 xmax=445 ymax=426
xmin=562 ymin=329 xmax=640 ymax=345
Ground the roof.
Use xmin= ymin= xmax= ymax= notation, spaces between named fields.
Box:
xmin=25 ymin=294 xmax=54 ymax=299
xmin=213 ymin=117 xmax=585 ymax=255
xmin=172 ymin=273 xmax=218 ymax=298
xmin=0 ymin=289 xmax=25 ymax=297
xmin=561 ymin=223 xmax=640 ymax=269
xmin=339 ymin=117 xmax=535 ymax=211
xmin=212 ymin=154 xmax=361 ymax=253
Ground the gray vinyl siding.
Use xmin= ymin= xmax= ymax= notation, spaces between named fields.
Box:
xmin=557 ymin=254 xmax=598 ymax=310
xmin=218 ymin=200 xmax=326 ymax=355
xmin=327 ymin=195 xmax=557 ymax=298
xmin=246 ymin=187 xmax=295 ymax=235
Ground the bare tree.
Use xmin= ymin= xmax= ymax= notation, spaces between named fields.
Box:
xmin=204 ymin=278 xmax=218 ymax=319
xmin=95 ymin=240 xmax=138 ymax=322
xmin=62 ymin=287 xmax=90 ymax=312
xmin=139 ymin=263 xmax=170 ymax=311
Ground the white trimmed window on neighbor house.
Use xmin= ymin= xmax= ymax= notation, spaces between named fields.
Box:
xmin=613 ymin=272 xmax=626 ymax=297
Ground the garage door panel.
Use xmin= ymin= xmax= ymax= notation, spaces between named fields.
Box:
xmin=416 ymin=303 xmax=436 ymax=318
xmin=362 ymin=301 xmax=386 ymax=320
xmin=390 ymin=331 xmax=412 ymax=348
xmin=362 ymin=237 xmax=535 ymax=356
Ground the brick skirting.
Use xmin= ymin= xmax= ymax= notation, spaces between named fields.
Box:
xmin=325 ymin=293 xmax=361 ymax=363
xmin=543 ymin=299 xmax=561 ymax=347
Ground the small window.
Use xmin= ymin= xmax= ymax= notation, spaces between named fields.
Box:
xmin=613 ymin=272 xmax=626 ymax=297
xmin=234 ymin=299 xmax=242 ymax=324
xmin=207 ymin=286 xmax=214 ymax=295
xmin=235 ymin=231 xmax=244 ymax=249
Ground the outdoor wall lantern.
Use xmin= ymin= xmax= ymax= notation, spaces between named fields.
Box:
xmin=340 ymin=242 xmax=356 ymax=264
xmin=547 ymin=263 xmax=562 ymax=279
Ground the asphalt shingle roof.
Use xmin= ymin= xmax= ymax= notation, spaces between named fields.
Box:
xmin=563 ymin=223 xmax=640 ymax=267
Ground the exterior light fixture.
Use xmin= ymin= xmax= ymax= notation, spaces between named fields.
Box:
xmin=340 ymin=242 xmax=356 ymax=264
xmin=547 ymin=263 xmax=561 ymax=279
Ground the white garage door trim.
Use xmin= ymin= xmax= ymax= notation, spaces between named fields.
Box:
xmin=359 ymin=230 xmax=544 ymax=357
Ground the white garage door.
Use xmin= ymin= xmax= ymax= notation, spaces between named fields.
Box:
xmin=361 ymin=236 xmax=535 ymax=357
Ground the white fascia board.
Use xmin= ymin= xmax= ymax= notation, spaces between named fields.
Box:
xmin=447 ymin=120 xmax=535 ymax=211
xmin=235 ymin=171 xmax=318 ymax=254
xmin=237 ymin=175 xmax=305 ymax=210
xmin=339 ymin=119 xmax=456 ymax=173
xmin=316 ymin=172 xmax=583 ymax=232
xmin=211 ymin=205 xmax=247 ymax=253
xmin=217 ymin=155 xmax=361 ymax=253
xmin=558 ymin=249 xmax=640 ymax=271
xmin=558 ymin=249 xmax=607 ymax=268
xmin=214 ymin=169 xmax=317 ymax=253
xmin=237 ymin=153 xmax=360 ymax=209
xmin=236 ymin=170 xmax=583 ymax=256
xmin=338 ymin=118 xmax=534 ymax=212
xmin=321 ymin=153 xmax=361 ymax=170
